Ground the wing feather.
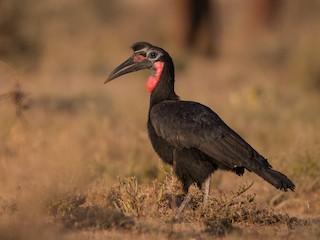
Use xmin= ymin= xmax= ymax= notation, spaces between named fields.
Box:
xmin=150 ymin=100 xmax=271 ymax=171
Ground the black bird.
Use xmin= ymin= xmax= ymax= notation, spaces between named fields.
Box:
xmin=106 ymin=42 xmax=295 ymax=207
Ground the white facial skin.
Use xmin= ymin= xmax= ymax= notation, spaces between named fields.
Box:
xmin=146 ymin=49 xmax=163 ymax=63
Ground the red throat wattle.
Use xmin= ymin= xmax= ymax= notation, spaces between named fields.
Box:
xmin=146 ymin=61 xmax=164 ymax=93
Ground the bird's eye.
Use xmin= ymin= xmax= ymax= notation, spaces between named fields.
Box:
xmin=147 ymin=51 xmax=158 ymax=60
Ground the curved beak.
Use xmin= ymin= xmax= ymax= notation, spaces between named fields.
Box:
xmin=105 ymin=57 xmax=152 ymax=83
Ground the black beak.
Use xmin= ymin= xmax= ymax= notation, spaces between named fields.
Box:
xmin=105 ymin=57 xmax=152 ymax=83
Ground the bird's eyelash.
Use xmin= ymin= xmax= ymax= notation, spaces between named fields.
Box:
xmin=134 ymin=52 xmax=146 ymax=57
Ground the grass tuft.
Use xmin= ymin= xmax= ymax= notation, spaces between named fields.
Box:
xmin=48 ymin=191 xmax=134 ymax=230
xmin=47 ymin=174 xmax=313 ymax=236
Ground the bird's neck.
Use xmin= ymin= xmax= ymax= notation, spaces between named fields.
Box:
xmin=149 ymin=63 xmax=179 ymax=108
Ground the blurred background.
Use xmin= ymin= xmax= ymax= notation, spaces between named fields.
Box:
xmin=0 ymin=0 xmax=320 ymax=237
xmin=1 ymin=0 xmax=319 ymax=81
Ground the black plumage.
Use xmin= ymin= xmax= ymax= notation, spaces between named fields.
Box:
xmin=106 ymin=42 xmax=295 ymax=194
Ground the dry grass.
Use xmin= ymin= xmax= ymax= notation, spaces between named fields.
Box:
xmin=1 ymin=0 xmax=320 ymax=239
xmin=45 ymin=175 xmax=318 ymax=238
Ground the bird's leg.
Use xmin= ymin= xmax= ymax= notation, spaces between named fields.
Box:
xmin=171 ymin=149 xmax=193 ymax=221
xmin=203 ymin=176 xmax=211 ymax=205
xmin=173 ymin=192 xmax=192 ymax=221
xmin=174 ymin=176 xmax=211 ymax=220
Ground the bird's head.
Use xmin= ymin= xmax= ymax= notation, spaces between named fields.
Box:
xmin=106 ymin=42 xmax=173 ymax=93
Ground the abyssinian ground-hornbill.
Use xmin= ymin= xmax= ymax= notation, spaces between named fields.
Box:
xmin=106 ymin=42 xmax=295 ymax=207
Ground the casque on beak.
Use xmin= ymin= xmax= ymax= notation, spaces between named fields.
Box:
xmin=105 ymin=56 xmax=152 ymax=83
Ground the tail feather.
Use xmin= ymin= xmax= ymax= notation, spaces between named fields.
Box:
xmin=256 ymin=168 xmax=295 ymax=191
